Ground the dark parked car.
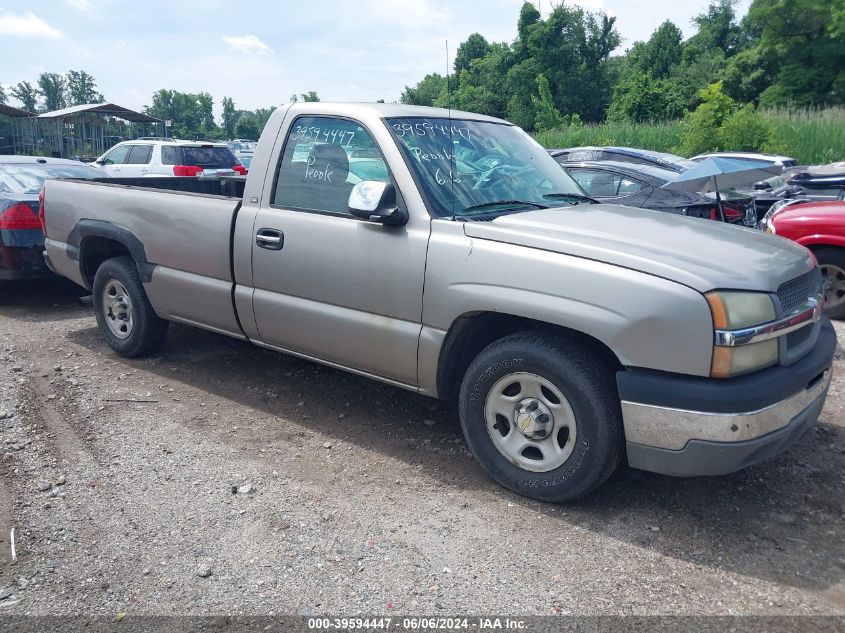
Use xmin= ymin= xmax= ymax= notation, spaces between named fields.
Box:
xmin=561 ymin=161 xmax=752 ymax=224
xmin=1 ymin=157 xmax=106 ymax=281
xmin=549 ymin=146 xmax=699 ymax=173
xmin=747 ymin=166 xmax=845 ymax=217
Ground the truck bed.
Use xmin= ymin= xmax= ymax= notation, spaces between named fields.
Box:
xmin=91 ymin=175 xmax=247 ymax=199
xmin=43 ymin=177 xmax=245 ymax=338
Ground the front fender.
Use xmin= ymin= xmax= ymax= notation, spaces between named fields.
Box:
xmin=795 ymin=234 xmax=845 ymax=249
xmin=420 ymin=228 xmax=714 ymax=393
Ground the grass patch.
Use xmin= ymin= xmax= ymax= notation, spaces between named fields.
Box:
xmin=536 ymin=107 xmax=845 ymax=165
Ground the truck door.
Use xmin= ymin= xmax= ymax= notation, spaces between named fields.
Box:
xmin=248 ymin=115 xmax=429 ymax=387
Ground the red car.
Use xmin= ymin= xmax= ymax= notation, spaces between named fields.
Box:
xmin=761 ymin=199 xmax=845 ymax=318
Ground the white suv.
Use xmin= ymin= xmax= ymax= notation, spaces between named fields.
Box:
xmin=91 ymin=138 xmax=247 ymax=178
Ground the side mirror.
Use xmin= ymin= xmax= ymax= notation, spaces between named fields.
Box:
xmin=348 ymin=181 xmax=407 ymax=226
xmin=96 ymin=159 xmax=108 ymax=166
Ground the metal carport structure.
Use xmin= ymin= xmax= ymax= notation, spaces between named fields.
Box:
xmin=0 ymin=103 xmax=36 ymax=155
xmin=34 ymin=103 xmax=165 ymax=160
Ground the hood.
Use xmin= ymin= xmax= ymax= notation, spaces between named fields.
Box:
xmin=774 ymin=201 xmax=845 ymax=225
xmin=462 ymin=204 xmax=815 ymax=293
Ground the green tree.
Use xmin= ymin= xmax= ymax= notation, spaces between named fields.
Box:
xmin=608 ymin=72 xmax=671 ymax=122
xmin=0 ymin=83 xmax=6 ymax=105
xmin=144 ymin=89 xmax=214 ymax=138
xmin=235 ymin=113 xmax=260 ymax=140
xmin=290 ymin=92 xmax=319 ymax=103
xmin=448 ymin=42 xmax=511 ymax=118
xmin=505 ymin=58 xmax=542 ymax=130
xmin=718 ymin=103 xmax=774 ymax=150
xmin=516 ymin=2 xmax=541 ymax=42
xmin=520 ymin=4 xmax=620 ymax=121
xmin=635 ymin=21 xmax=683 ymax=79
xmin=65 ymin=70 xmax=104 ymax=105
xmin=37 ymin=73 xmax=67 ymax=112
xmin=746 ymin=0 xmax=845 ymax=107
xmin=195 ymin=92 xmax=215 ymax=133
xmin=454 ymin=33 xmax=491 ymax=74
xmin=722 ymin=47 xmax=774 ymax=103
xmin=11 ymin=81 xmax=39 ymax=112
xmin=679 ymin=81 xmax=736 ymax=155
xmin=687 ymin=0 xmax=743 ymax=57
xmin=222 ymin=97 xmax=239 ymax=138
xmin=532 ymin=74 xmax=563 ymax=132
xmin=400 ymin=73 xmax=447 ymax=106
xmin=253 ymin=107 xmax=277 ymax=135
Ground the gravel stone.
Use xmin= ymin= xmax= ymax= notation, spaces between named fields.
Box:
xmin=0 ymin=283 xmax=843 ymax=616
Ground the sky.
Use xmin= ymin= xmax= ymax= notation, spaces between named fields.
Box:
xmin=0 ymin=0 xmax=752 ymax=118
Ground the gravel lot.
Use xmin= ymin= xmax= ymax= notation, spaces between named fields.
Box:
xmin=0 ymin=279 xmax=843 ymax=616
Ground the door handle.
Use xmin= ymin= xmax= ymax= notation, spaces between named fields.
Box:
xmin=256 ymin=228 xmax=284 ymax=250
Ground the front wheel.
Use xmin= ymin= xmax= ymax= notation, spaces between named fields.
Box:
xmin=458 ymin=332 xmax=622 ymax=502
xmin=816 ymin=247 xmax=845 ymax=319
xmin=92 ymin=256 xmax=168 ymax=357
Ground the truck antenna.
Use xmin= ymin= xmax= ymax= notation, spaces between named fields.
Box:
xmin=447 ymin=40 xmax=457 ymax=222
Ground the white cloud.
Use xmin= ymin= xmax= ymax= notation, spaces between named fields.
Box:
xmin=222 ymin=34 xmax=273 ymax=56
xmin=0 ymin=11 xmax=63 ymax=38
xmin=364 ymin=0 xmax=449 ymax=28
xmin=65 ymin=0 xmax=93 ymax=10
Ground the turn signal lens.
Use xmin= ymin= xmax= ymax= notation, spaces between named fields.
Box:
xmin=711 ymin=340 xmax=778 ymax=378
xmin=706 ymin=291 xmax=778 ymax=378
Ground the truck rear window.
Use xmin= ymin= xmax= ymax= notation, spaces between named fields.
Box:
xmin=161 ymin=146 xmax=238 ymax=168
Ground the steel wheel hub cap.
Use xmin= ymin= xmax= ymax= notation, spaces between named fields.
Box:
xmin=103 ymin=279 xmax=134 ymax=339
xmin=484 ymin=372 xmax=577 ymax=473
xmin=820 ymin=264 xmax=845 ymax=309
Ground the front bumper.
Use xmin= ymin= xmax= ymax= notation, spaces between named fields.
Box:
xmin=618 ymin=318 xmax=837 ymax=477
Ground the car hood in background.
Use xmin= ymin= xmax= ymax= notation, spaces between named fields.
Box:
xmin=463 ymin=204 xmax=814 ymax=293
xmin=773 ymin=201 xmax=845 ymax=226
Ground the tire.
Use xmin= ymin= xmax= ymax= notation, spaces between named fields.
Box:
xmin=458 ymin=331 xmax=622 ymax=502
xmin=816 ymin=247 xmax=845 ymax=320
xmin=92 ymin=256 xmax=168 ymax=357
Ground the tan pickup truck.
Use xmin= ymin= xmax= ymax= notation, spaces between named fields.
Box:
xmin=41 ymin=103 xmax=837 ymax=502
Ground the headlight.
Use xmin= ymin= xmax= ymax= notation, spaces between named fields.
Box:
xmin=706 ymin=292 xmax=778 ymax=378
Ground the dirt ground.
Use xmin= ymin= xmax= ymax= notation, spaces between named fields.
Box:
xmin=0 ymin=278 xmax=843 ymax=616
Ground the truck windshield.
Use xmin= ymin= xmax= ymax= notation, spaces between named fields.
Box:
xmin=387 ymin=117 xmax=586 ymax=218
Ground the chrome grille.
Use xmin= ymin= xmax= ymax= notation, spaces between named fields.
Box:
xmin=777 ymin=270 xmax=822 ymax=314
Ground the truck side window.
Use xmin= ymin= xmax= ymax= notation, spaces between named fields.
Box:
xmin=273 ymin=116 xmax=390 ymax=215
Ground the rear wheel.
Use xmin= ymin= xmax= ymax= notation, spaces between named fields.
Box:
xmin=92 ymin=256 xmax=168 ymax=357
xmin=458 ymin=331 xmax=622 ymax=502
xmin=816 ymin=247 xmax=845 ymax=319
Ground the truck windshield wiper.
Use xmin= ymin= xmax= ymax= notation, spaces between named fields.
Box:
xmin=542 ymin=192 xmax=599 ymax=204
xmin=458 ymin=200 xmax=549 ymax=216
